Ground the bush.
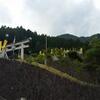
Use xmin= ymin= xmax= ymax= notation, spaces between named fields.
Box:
xmin=84 ymin=48 xmax=100 ymax=83
xmin=85 ymin=48 xmax=100 ymax=64
xmin=68 ymin=51 xmax=82 ymax=61
xmin=35 ymin=54 xmax=46 ymax=64
xmin=25 ymin=54 xmax=35 ymax=64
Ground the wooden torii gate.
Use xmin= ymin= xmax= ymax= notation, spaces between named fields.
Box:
xmin=0 ymin=37 xmax=32 ymax=60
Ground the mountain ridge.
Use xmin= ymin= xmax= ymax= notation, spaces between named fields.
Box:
xmin=57 ymin=33 xmax=100 ymax=42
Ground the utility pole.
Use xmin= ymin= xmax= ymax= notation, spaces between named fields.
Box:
xmin=44 ymin=35 xmax=47 ymax=65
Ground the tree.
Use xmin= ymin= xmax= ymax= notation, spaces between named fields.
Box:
xmin=89 ymin=38 xmax=100 ymax=48
xmin=84 ymin=38 xmax=100 ymax=83
xmin=85 ymin=48 xmax=100 ymax=64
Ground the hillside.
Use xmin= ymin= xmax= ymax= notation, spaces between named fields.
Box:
xmin=57 ymin=34 xmax=79 ymax=40
xmin=0 ymin=59 xmax=100 ymax=100
xmin=57 ymin=33 xmax=100 ymax=42
xmin=0 ymin=26 xmax=100 ymax=53
xmin=0 ymin=26 xmax=86 ymax=53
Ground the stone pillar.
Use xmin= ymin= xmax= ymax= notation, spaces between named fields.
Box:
xmin=21 ymin=43 xmax=24 ymax=60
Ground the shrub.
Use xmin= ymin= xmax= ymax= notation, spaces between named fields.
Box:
xmin=85 ymin=48 xmax=100 ymax=64
xmin=68 ymin=51 xmax=82 ymax=61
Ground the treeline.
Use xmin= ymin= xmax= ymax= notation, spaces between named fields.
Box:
xmin=0 ymin=26 xmax=87 ymax=53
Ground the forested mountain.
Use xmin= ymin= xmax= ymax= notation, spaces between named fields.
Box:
xmin=57 ymin=34 xmax=79 ymax=40
xmin=57 ymin=33 xmax=100 ymax=43
xmin=0 ymin=26 xmax=100 ymax=53
xmin=57 ymin=34 xmax=90 ymax=42
xmin=0 ymin=26 xmax=86 ymax=53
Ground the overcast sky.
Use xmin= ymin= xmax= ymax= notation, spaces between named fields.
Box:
xmin=0 ymin=0 xmax=100 ymax=36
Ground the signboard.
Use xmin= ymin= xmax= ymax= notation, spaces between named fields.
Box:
xmin=0 ymin=40 xmax=8 ymax=52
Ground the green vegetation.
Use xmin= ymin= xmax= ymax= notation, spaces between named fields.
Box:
xmin=0 ymin=26 xmax=100 ymax=84
xmin=83 ymin=38 xmax=100 ymax=83
xmin=24 ymin=44 xmax=100 ymax=84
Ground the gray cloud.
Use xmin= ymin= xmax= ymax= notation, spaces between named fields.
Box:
xmin=0 ymin=0 xmax=100 ymax=36
xmin=0 ymin=5 xmax=12 ymax=25
xmin=24 ymin=0 xmax=100 ymax=36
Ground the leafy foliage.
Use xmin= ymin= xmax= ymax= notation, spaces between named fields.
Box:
xmin=85 ymin=48 xmax=100 ymax=64
xmin=68 ymin=51 xmax=83 ymax=61
xmin=84 ymin=38 xmax=100 ymax=83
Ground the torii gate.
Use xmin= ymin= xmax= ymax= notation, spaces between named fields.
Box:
xmin=0 ymin=37 xmax=32 ymax=60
